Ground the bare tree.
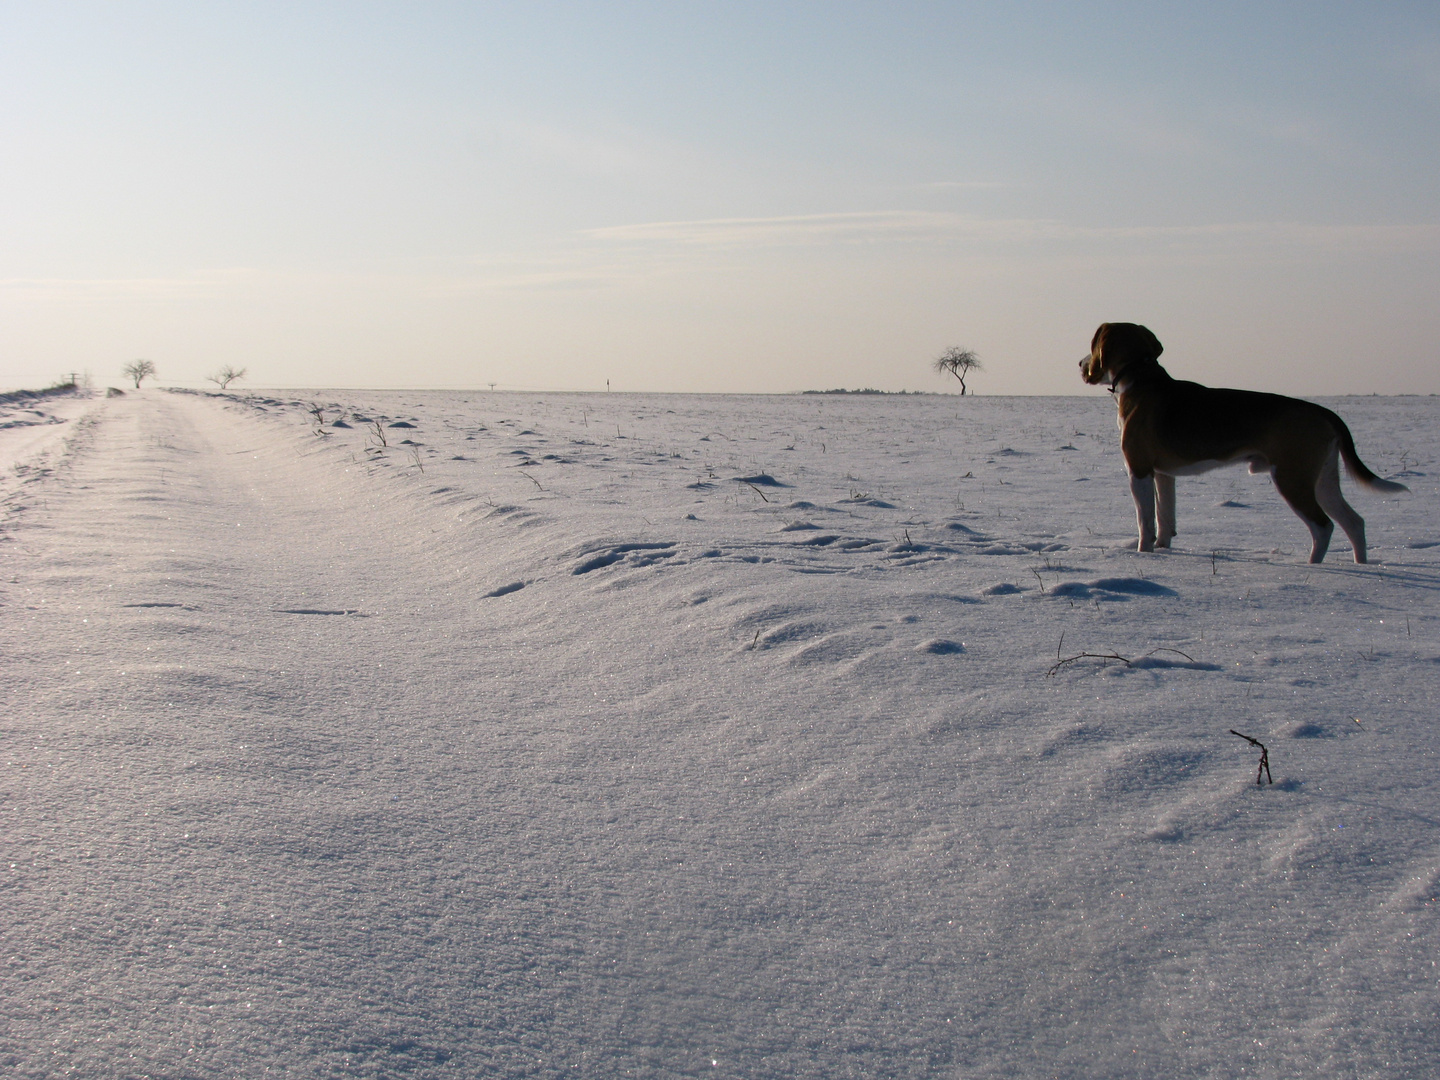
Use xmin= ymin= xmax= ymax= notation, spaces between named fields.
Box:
xmin=208 ymin=365 xmax=248 ymax=390
xmin=933 ymin=347 xmax=982 ymax=395
xmin=122 ymin=359 xmax=157 ymax=388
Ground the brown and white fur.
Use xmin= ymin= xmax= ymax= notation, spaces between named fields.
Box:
xmin=1080 ymin=322 xmax=1407 ymax=563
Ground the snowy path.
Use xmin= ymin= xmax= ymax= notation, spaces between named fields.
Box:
xmin=3 ymin=389 xmax=1439 ymax=1078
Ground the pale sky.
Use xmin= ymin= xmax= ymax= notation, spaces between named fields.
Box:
xmin=3 ymin=2 xmax=1438 ymax=394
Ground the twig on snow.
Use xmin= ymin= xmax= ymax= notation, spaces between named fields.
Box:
xmin=1147 ymin=647 xmax=1196 ymax=663
xmin=1045 ymin=646 xmax=1197 ymax=678
xmin=1230 ymin=730 xmax=1273 ymax=785
xmin=367 ymin=419 xmax=388 ymax=450
xmin=1047 ymin=651 xmax=1132 ymax=676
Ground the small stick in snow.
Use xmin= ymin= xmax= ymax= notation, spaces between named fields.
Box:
xmin=1230 ymin=730 xmax=1273 ymax=785
xmin=1045 ymin=647 xmax=1196 ymax=678
xmin=1046 ymin=651 xmax=1132 ymax=676
xmin=1147 ymin=647 xmax=1196 ymax=663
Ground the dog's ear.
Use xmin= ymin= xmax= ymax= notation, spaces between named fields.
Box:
xmin=1134 ymin=324 xmax=1163 ymax=360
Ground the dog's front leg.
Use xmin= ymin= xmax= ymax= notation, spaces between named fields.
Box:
xmin=1155 ymin=473 xmax=1177 ymax=548
xmin=1129 ymin=473 xmax=1158 ymax=552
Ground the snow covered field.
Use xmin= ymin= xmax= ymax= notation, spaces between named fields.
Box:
xmin=3 ymin=386 xmax=1437 ymax=1079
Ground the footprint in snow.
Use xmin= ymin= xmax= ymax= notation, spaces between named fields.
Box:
xmin=572 ymin=541 xmax=678 ymax=574
xmin=786 ymin=632 xmax=879 ymax=665
xmin=486 ymin=505 xmax=540 ymax=525
xmin=979 ymin=584 xmax=1025 ymax=601
xmin=732 ymin=473 xmax=787 ymax=487
xmin=1281 ymin=721 xmax=1332 ymax=738
xmin=1047 ymin=578 xmax=1178 ymax=600
xmin=1098 ymin=745 xmax=1207 ymax=798
xmin=748 ymin=619 xmax=828 ymax=648
xmin=942 ymin=522 xmax=988 ymax=539
xmin=915 ymin=638 xmax=965 ymax=655
xmin=483 ymin=581 xmax=526 ymax=598
xmin=1128 ymin=654 xmax=1220 ymax=671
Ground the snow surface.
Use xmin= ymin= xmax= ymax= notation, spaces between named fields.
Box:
xmin=3 ymin=387 xmax=1437 ymax=1079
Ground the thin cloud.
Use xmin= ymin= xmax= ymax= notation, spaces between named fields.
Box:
xmin=8 ymin=221 xmax=1432 ymax=307
xmin=914 ymin=181 xmax=1011 ymax=191
xmin=486 ymin=118 xmax=654 ymax=180
xmin=0 ymin=275 xmax=224 ymax=303
xmin=587 ymin=211 xmax=1015 ymax=246
xmin=586 ymin=212 xmax=1440 ymax=254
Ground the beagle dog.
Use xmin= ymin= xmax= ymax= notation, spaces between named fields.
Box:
xmin=1080 ymin=322 xmax=1407 ymax=563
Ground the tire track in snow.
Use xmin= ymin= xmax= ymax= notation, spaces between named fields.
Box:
xmin=0 ymin=392 xmax=631 ymax=1077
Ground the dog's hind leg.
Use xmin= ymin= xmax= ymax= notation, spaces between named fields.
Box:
xmin=1315 ymin=448 xmax=1367 ymax=563
xmin=1271 ymin=466 xmax=1334 ymax=563
xmin=1155 ymin=473 xmax=1177 ymax=548
xmin=1129 ymin=473 xmax=1158 ymax=552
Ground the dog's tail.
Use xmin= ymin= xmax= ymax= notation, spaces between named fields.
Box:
xmin=1326 ymin=409 xmax=1409 ymax=494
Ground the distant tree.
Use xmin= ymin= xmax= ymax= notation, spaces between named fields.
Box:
xmin=933 ymin=347 xmax=982 ymax=395
xmin=122 ymin=359 xmax=157 ymax=388
xmin=208 ymin=365 xmax=248 ymax=390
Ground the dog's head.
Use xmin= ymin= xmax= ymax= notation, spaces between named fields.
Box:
xmin=1080 ymin=323 xmax=1163 ymax=386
